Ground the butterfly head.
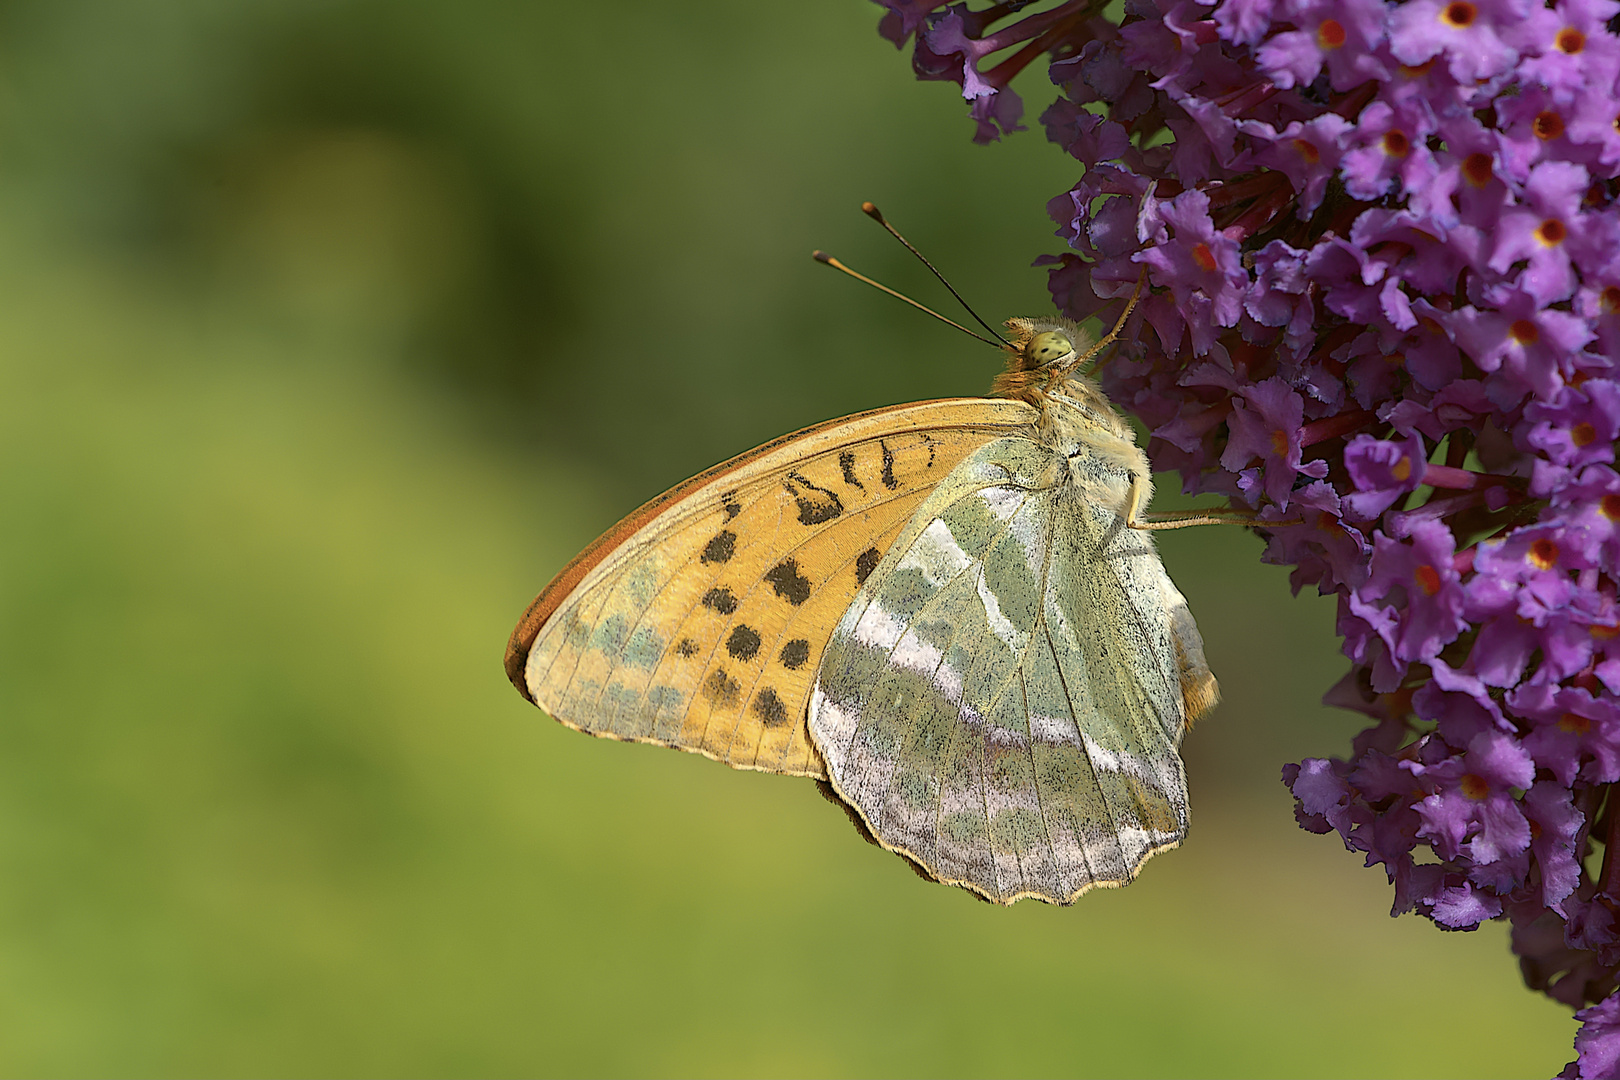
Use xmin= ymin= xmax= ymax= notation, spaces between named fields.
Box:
xmin=991 ymin=316 xmax=1096 ymax=404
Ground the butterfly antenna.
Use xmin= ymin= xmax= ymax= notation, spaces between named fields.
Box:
xmin=812 ymin=250 xmax=1003 ymax=348
xmin=861 ymin=202 xmax=1011 ymax=346
xmin=1074 ymin=267 xmax=1148 ymax=370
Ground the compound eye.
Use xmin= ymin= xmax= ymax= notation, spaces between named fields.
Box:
xmin=1028 ymin=331 xmax=1075 ymax=364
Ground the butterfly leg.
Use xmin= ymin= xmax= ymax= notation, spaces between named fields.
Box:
xmin=1121 ymin=472 xmax=1265 ymax=531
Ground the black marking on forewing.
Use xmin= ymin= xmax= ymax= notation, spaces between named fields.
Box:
xmin=701 ymin=529 xmax=737 ymax=564
xmin=704 ymin=669 xmax=741 ymax=709
xmin=752 ymin=687 xmax=789 ymax=727
xmin=779 ymin=639 xmax=810 ymax=670
xmin=880 ymin=440 xmax=898 ymax=490
xmin=674 ymin=638 xmax=701 ymax=658
xmin=764 ymin=559 xmax=813 ymax=605
xmin=922 ymin=432 xmax=937 ymax=469
xmin=726 ymin=625 xmax=762 ymax=661
xmin=784 ymin=471 xmax=844 ymax=525
xmin=838 ymin=449 xmax=865 ymax=490
xmin=721 ymin=491 xmax=743 ymax=521
xmin=855 ymin=546 xmax=882 ymax=586
xmin=702 ymin=587 xmax=739 ymax=615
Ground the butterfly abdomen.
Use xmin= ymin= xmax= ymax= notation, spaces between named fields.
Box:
xmin=1166 ymin=588 xmax=1219 ymax=728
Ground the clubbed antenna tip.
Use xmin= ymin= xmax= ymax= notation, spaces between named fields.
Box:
xmin=856 ymin=201 xmax=1010 ymax=346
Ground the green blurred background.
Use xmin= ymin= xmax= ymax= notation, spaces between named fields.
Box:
xmin=0 ymin=1 xmax=1577 ymax=1075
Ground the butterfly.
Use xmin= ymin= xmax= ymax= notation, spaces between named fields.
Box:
xmin=505 ymin=212 xmax=1225 ymax=905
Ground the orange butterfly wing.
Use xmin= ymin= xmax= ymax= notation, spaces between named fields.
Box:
xmin=506 ymin=398 xmax=1037 ymax=778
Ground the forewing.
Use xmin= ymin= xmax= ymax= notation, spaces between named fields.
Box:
xmin=809 ymin=434 xmax=1196 ymax=903
xmin=507 ymin=399 xmax=1036 ymax=779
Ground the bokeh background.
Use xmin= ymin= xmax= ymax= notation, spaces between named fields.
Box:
xmin=0 ymin=1 xmax=1579 ymax=1075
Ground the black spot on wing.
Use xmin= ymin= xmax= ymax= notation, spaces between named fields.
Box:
xmin=838 ymin=449 xmax=865 ymax=490
xmin=752 ymin=687 xmax=789 ymax=727
xmin=674 ymin=638 xmax=701 ymax=658
xmin=701 ymin=530 xmax=736 ymax=564
xmin=764 ymin=559 xmax=812 ymax=605
xmin=855 ymin=546 xmax=882 ymax=585
xmin=721 ymin=491 xmax=743 ymax=521
xmin=702 ymin=587 xmax=739 ymax=615
xmin=784 ymin=471 xmax=843 ymax=525
xmin=779 ymin=639 xmax=811 ymax=670
xmin=726 ymin=625 xmax=761 ymax=661
xmin=922 ymin=432 xmax=937 ymax=468
xmin=704 ymin=669 xmax=740 ymax=709
xmin=880 ymin=440 xmax=898 ymax=490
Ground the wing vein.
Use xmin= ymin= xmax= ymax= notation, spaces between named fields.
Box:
xmin=1035 ymin=490 xmax=1131 ymax=880
xmin=1018 ymin=660 xmax=1064 ymax=894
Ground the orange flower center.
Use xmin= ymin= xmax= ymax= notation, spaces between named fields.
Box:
xmin=1556 ymin=27 xmax=1586 ymax=53
xmin=1192 ymin=242 xmax=1217 ymax=272
xmin=1592 ymin=623 xmax=1620 ymax=639
xmin=1530 ymin=537 xmax=1559 ymax=570
xmin=1510 ymin=319 xmax=1540 ymax=345
xmin=1536 ymin=218 xmax=1567 ymax=246
xmin=1559 ymin=712 xmax=1592 ymax=735
xmin=1462 ymin=152 xmax=1494 ymax=187
xmin=1392 ymin=456 xmax=1412 ymax=481
xmin=1270 ymin=429 xmax=1291 ymax=456
xmin=1318 ymin=18 xmax=1347 ymax=47
xmin=1383 ymin=129 xmax=1411 ymax=156
xmin=1535 ymin=110 xmax=1566 ymax=140
xmin=1573 ymin=421 xmax=1598 ymax=446
xmin=1603 ymin=285 xmax=1620 ymax=313
xmin=1293 ymin=138 xmax=1321 ymax=164
xmin=1442 ymin=1 xmax=1478 ymax=26
xmin=1460 ymin=773 xmax=1490 ymax=799
xmin=1414 ymin=564 xmax=1442 ymax=596
xmin=1603 ymin=493 xmax=1620 ymax=520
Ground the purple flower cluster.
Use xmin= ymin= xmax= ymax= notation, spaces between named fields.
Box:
xmin=876 ymin=0 xmax=1620 ymax=1072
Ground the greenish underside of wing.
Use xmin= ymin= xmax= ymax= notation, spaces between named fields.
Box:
xmin=808 ymin=435 xmax=1192 ymax=905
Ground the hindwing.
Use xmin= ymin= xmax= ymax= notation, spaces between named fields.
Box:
xmin=506 ymin=399 xmax=1037 ymax=779
xmin=808 ymin=431 xmax=1212 ymax=904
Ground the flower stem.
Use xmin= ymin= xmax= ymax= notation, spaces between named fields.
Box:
xmin=1299 ymin=410 xmax=1376 ymax=447
xmin=978 ymin=0 xmax=1091 ymax=54
xmin=1600 ymin=789 xmax=1620 ymax=903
